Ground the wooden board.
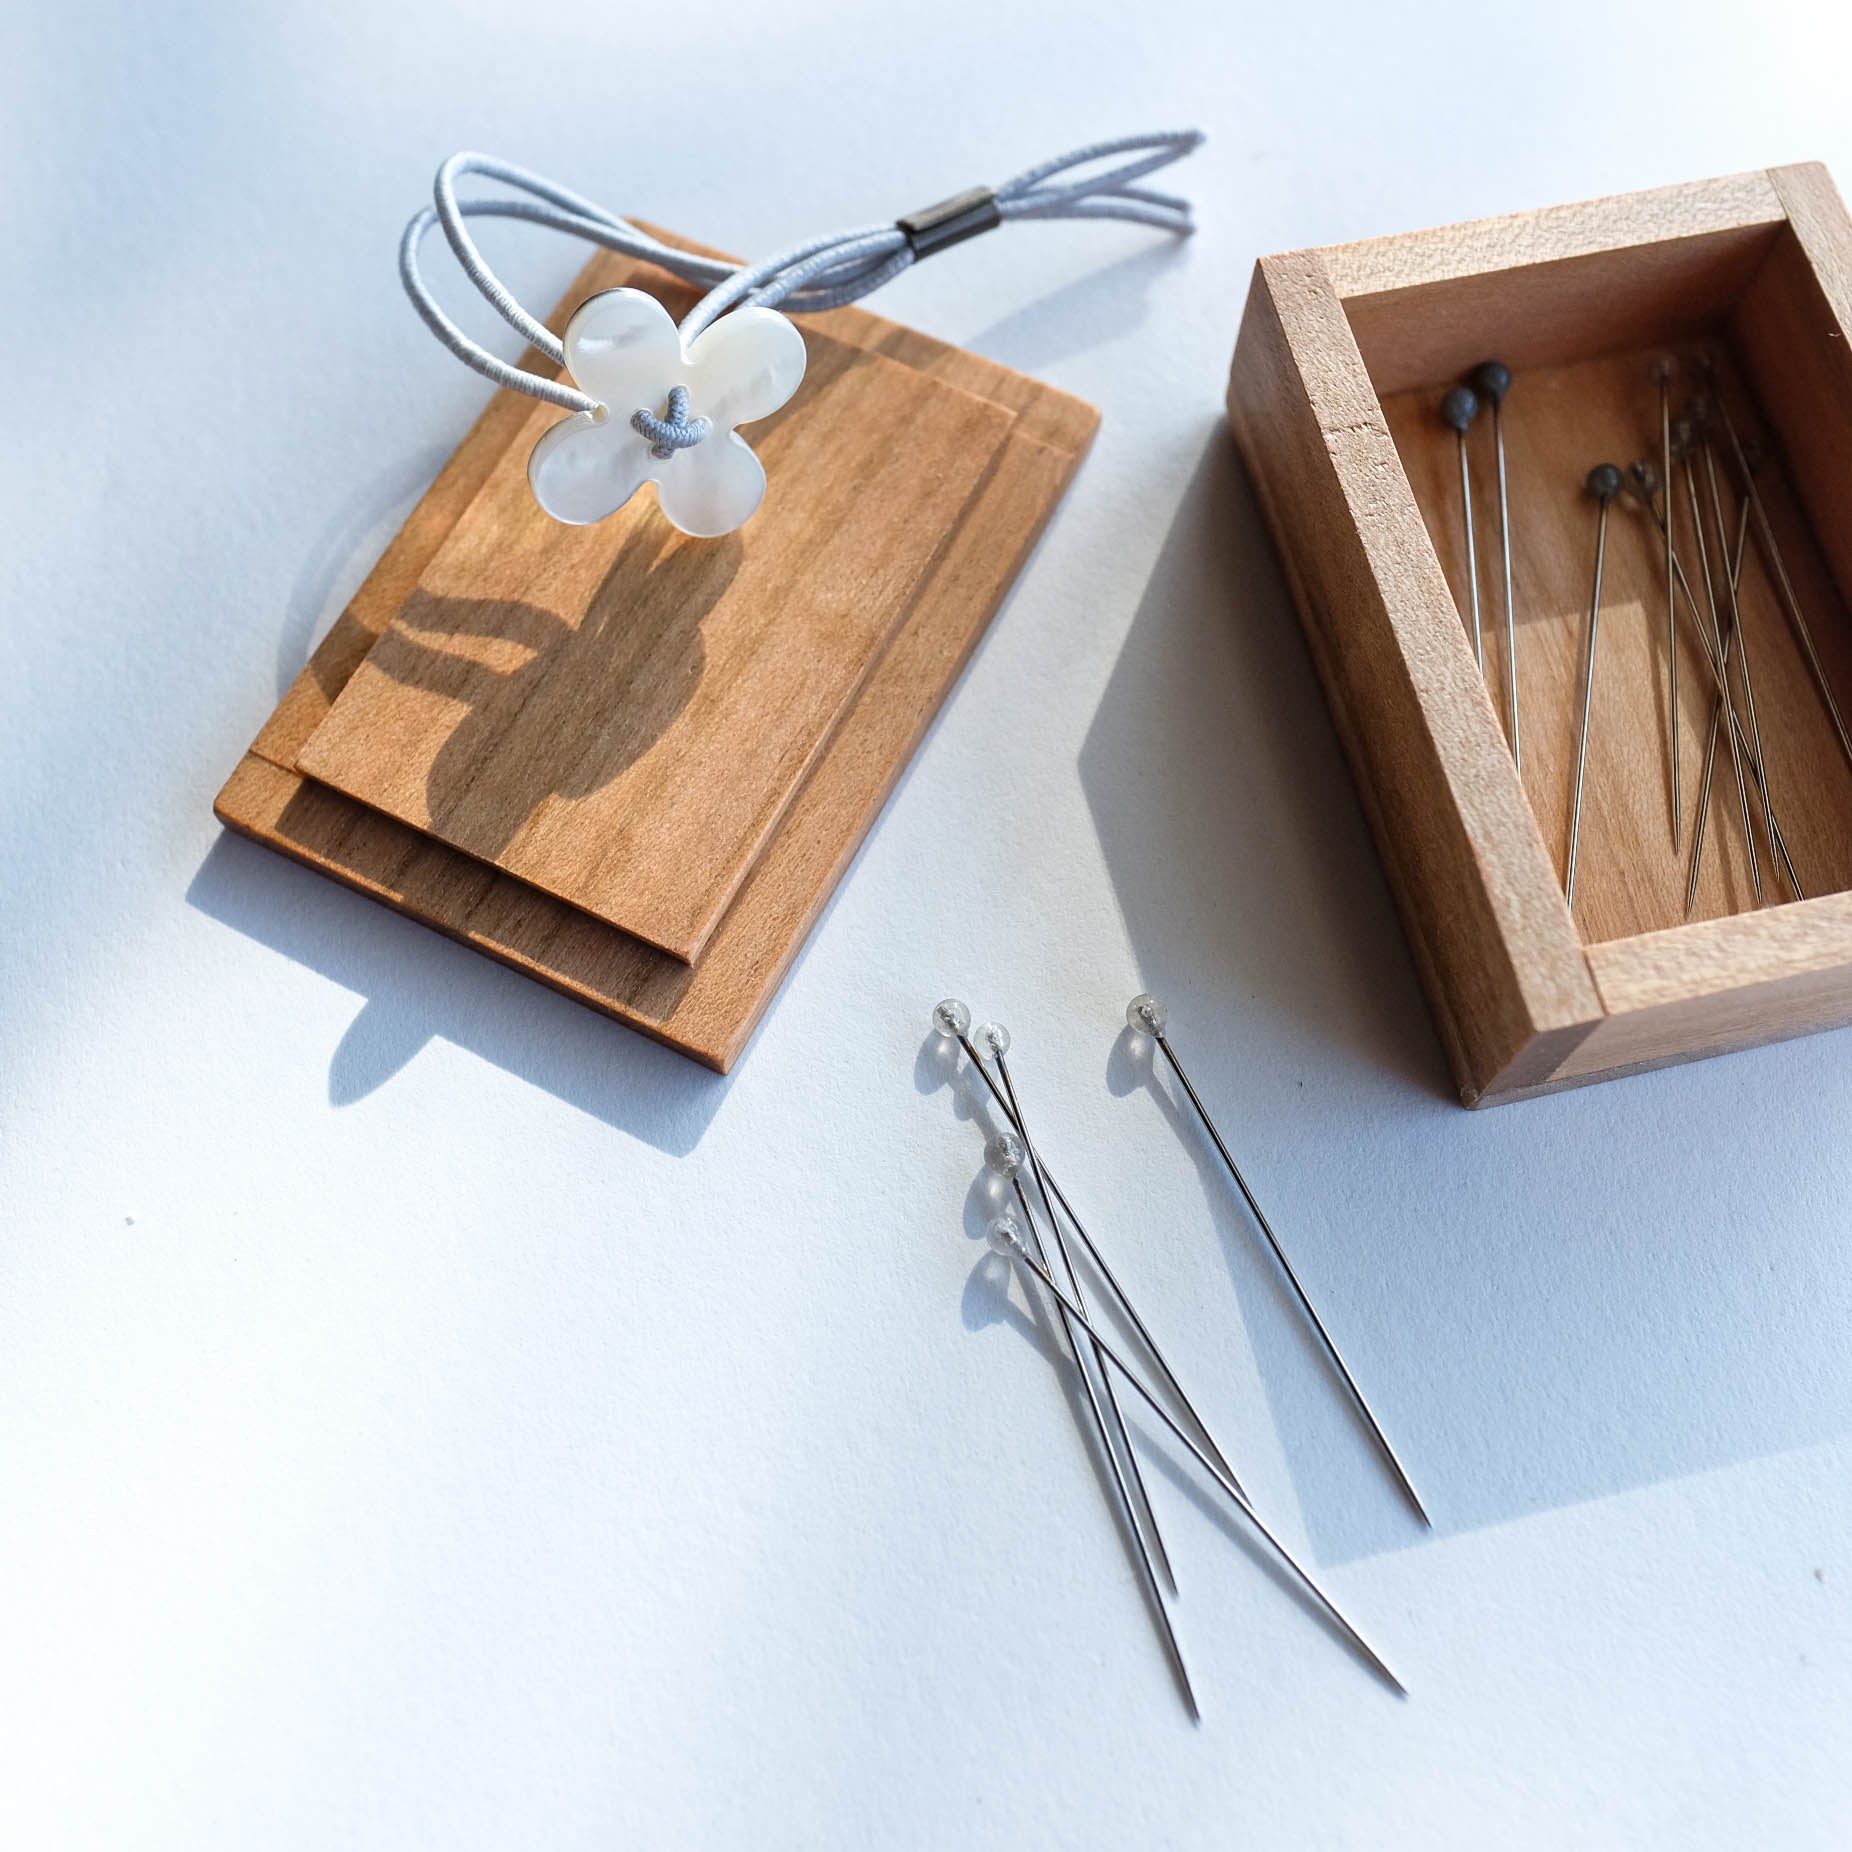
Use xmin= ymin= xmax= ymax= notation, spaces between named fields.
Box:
xmin=1228 ymin=163 xmax=1852 ymax=1104
xmin=216 ymin=236 xmax=1098 ymax=1071
xmin=296 ymin=319 xmax=1014 ymax=963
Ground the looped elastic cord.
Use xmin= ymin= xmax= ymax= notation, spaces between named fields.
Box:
xmin=400 ymin=131 xmax=1204 ymax=418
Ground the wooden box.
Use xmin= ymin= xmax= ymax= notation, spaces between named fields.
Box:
xmin=1228 ymin=163 xmax=1852 ymax=1105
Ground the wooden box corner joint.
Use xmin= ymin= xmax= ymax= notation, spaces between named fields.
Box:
xmin=1228 ymin=163 xmax=1852 ymax=1105
xmin=216 ymin=233 xmax=1099 ymax=1071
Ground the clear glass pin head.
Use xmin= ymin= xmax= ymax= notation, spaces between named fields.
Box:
xmin=973 ymin=1022 xmax=1010 ymax=1061
xmin=984 ymin=1131 xmax=1025 ymax=1179
xmin=932 ymin=998 xmax=972 ymax=1040
xmin=986 ymin=1211 xmax=1026 ymax=1259
xmin=1125 ymin=993 xmax=1169 ymax=1038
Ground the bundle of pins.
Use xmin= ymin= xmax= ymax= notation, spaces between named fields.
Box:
xmin=1438 ymin=354 xmax=1852 ymax=916
xmin=929 ymin=996 xmax=1421 ymax=1718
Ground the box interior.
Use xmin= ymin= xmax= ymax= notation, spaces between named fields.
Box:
xmin=1344 ymin=222 xmax=1852 ymax=947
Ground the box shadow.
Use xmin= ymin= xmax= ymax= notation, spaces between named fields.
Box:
xmin=1078 ymin=423 xmax=1852 ymax=1565
xmin=186 ymin=833 xmax=727 ymax=1158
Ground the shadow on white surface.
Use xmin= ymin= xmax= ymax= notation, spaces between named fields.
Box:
xmin=1077 ymin=425 xmax=1852 ymax=1568
xmin=186 ymin=834 xmax=727 ymax=1155
xmin=958 ymin=240 xmax=1197 ymax=377
xmin=274 ymin=444 xmax=450 ymax=698
xmin=1079 ymin=425 xmax=1448 ymax=1103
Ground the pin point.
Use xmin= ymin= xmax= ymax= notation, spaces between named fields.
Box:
xmin=1470 ymin=361 xmax=1520 ymax=772
xmin=986 ymin=1210 xmax=1404 ymax=1695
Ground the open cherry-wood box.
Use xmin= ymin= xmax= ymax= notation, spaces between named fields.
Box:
xmin=1228 ymin=163 xmax=1852 ymax=1105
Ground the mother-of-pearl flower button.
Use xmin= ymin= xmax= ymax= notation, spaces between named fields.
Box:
xmin=528 ymin=288 xmax=808 ymax=536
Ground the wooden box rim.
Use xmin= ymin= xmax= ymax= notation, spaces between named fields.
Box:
xmin=1227 ymin=162 xmax=1852 ymax=1105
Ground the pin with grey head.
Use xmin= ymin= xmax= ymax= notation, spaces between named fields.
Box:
xmin=1651 ymin=356 xmax=1683 ymax=845
xmin=931 ymin=1003 xmax=1242 ymax=1493
xmin=1566 ymin=466 xmax=1624 ymax=911
xmin=1124 ymin=993 xmax=1430 ymax=1528
xmin=1676 ymin=405 xmax=1766 ymax=906
xmin=1628 ymin=451 xmax=1712 ymax=855
xmin=1440 ymin=385 xmax=1484 ymax=673
xmin=1693 ymin=394 xmax=1781 ymax=884
xmin=1625 ymin=457 xmax=1660 ymax=511
xmin=1470 ymin=361 xmax=1521 ymax=773
xmin=986 ymin=1202 xmax=1405 ymax=1695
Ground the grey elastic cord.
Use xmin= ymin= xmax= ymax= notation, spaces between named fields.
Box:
xmin=401 ymin=132 xmax=1204 ymax=419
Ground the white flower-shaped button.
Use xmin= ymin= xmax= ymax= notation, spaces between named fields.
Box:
xmin=528 ymin=288 xmax=807 ymax=537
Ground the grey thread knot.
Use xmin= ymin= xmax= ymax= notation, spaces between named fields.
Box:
xmin=631 ymin=385 xmax=711 ymax=461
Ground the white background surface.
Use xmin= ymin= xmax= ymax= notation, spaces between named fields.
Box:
xmin=6 ymin=1 xmax=1852 ymax=1845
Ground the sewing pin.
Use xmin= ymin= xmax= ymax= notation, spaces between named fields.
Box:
xmin=1623 ymin=462 xmax=1801 ymax=909
xmin=932 ymin=1001 xmax=1242 ymax=1493
xmin=1704 ymin=369 xmax=1852 ymax=780
xmin=987 ymin=1210 xmax=1405 ymax=1695
xmin=1125 ymin=994 xmax=1429 ymax=1527
xmin=973 ymin=1021 xmax=1181 ymax=1602
xmin=1470 ymin=362 xmax=1521 ymax=771
xmin=1653 ymin=359 xmax=1681 ymax=846
xmin=988 ymin=1125 xmax=1177 ymax=1594
xmin=1678 ymin=417 xmax=1763 ymax=906
xmin=1441 ymin=385 xmax=1484 ymax=672
xmin=994 ymin=1183 xmax=1199 ymax=1717
xmin=1686 ymin=476 xmax=1740 ymax=917
xmin=1567 ymin=466 xmax=1623 ymax=911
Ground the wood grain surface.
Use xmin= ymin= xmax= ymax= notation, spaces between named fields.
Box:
xmin=216 ymin=238 xmax=1098 ymax=1070
xmin=296 ymin=312 xmax=1013 ymax=962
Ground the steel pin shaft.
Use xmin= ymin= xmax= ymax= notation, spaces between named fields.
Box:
xmin=1154 ymin=1027 xmax=1428 ymax=1528
xmin=1010 ymin=1174 xmax=1197 ymax=1716
xmin=995 ymin=1053 xmax=1178 ymax=1599
xmin=957 ymin=1033 xmax=1242 ymax=1494
xmin=1567 ymin=467 xmax=1623 ymax=910
xmin=1709 ymin=384 xmax=1852 ymax=779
